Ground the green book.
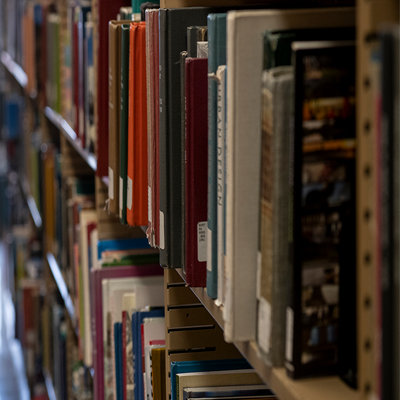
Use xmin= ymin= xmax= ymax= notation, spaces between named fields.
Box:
xmin=119 ymin=24 xmax=131 ymax=224
xmin=120 ymin=6 xmax=133 ymax=20
xmin=263 ymin=27 xmax=355 ymax=70
xmin=132 ymin=0 xmax=159 ymax=14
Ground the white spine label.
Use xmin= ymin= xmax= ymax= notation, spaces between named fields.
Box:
xmin=207 ymin=228 xmax=212 ymax=271
xmin=148 ymin=186 xmax=152 ymax=223
xmin=119 ymin=177 xmax=123 ymax=217
xmin=197 ymin=222 xmax=207 ymax=262
xmin=285 ymin=307 xmax=294 ymax=362
xmin=127 ymin=177 xmax=132 ymax=210
xmin=257 ymin=297 xmax=272 ymax=354
xmin=160 ymin=211 xmax=165 ymax=249
xmin=108 ymin=167 xmax=114 ymax=200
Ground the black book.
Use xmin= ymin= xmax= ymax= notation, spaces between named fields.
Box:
xmin=286 ymin=41 xmax=356 ymax=381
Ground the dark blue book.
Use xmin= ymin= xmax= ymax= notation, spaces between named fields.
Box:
xmin=114 ymin=323 xmax=121 ymax=400
xmin=206 ymin=13 xmax=226 ymax=299
xmin=132 ymin=308 xmax=165 ymax=400
xmin=170 ymin=358 xmax=251 ymax=400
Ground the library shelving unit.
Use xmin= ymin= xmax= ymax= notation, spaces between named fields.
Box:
xmin=3 ymin=0 xmax=398 ymax=399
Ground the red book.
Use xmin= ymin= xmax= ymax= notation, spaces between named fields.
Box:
xmin=184 ymin=58 xmax=208 ymax=287
xmin=153 ymin=11 xmax=160 ymax=246
xmin=96 ymin=0 xmax=130 ymax=177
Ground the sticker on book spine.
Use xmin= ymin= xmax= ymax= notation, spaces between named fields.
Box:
xmin=148 ymin=186 xmax=152 ymax=223
xmin=197 ymin=222 xmax=207 ymax=262
xmin=108 ymin=167 xmax=114 ymax=200
xmin=258 ymin=297 xmax=271 ymax=354
xmin=160 ymin=211 xmax=165 ymax=249
xmin=119 ymin=177 xmax=123 ymax=218
xmin=207 ymin=228 xmax=212 ymax=271
xmin=285 ymin=307 xmax=294 ymax=362
xmin=127 ymin=177 xmax=132 ymax=210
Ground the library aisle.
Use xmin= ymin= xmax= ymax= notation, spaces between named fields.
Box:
xmin=0 ymin=241 xmax=30 ymax=400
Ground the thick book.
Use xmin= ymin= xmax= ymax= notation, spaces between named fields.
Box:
xmin=286 ymin=41 xmax=356 ymax=379
xmin=185 ymin=57 xmax=208 ymax=287
xmin=95 ymin=0 xmax=130 ymax=177
xmin=159 ymin=7 xmax=218 ymax=268
xmin=120 ymin=23 xmax=131 ymax=224
xmin=170 ymin=359 xmax=251 ymax=400
xmin=207 ymin=13 xmax=226 ymax=300
xmin=224 ymin=7 xmax=355 ymax=343
xmin=257 ymin=67 xmax=293 ymax=368
xmin=90 ymin=265 xmax=163 ymax=400
xmin=109 ymin=20 xmax=131 ymax=216
xmin=127 ymin=21 xmax=148 ymax=227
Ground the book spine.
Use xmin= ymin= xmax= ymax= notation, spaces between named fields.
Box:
xmin=120 ymin=25 xmax=130 ymax=224
xmin=206 ymin=14 xmax=217 ymax=299
xmin=122 ymin=312 xmax=127 ymax=400
xmin=159 ymin=9 xmax=169 ymax=265
xmin=154 ymin=10 xmax=160 ymax=247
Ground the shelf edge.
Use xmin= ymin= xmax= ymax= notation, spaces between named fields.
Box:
xmin=43 ymin=368 xmax=58 ymax=400
xmin=20 ymin=175 xmax=42 ymax=229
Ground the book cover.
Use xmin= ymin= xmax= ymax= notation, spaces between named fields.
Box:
xmin=224 ymin=7 xmax=355 ymax=343
xmin=109 ymin=20 xmax=131 ymax=216
xmin=120 ymin=23 xmax=131 ymax=225
xmin=185 ymin=57 xmax=208 ymax=287
xmin=286 ymin=41 xmax=356 ymax=379
xmin=170 ymin=359 xmax=251 ymax=400
xmin=176 ymin=370 xmax=263 ymax=400
xmin=206 ymin=13 xmax=226 ymax=300
xmin=182 ymin=384 xmax=274 ymax=400
xmin=151 ymin=348 xmax=166 ymax=400
xmin=90 ymin=265 xmax=163 ymax=400
xmin=159 ymin=7 xmax=217 ymax=268
xmin=95 ymin=0 xmax=131 ymax=177
xmin=257 ymin=66 xmax=293 ymax=368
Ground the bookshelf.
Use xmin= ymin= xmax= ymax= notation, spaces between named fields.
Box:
xmin=46 ymin=252 xmax=78 ymax=336
xmin=175 ymin=269 xmax=360 ymax=400
xmin=19 ymin=175 xmax=42 ymax=229
xmin=43 ymin=368 xmax=58 ymax=400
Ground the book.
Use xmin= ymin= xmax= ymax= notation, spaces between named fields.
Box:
xmin=257 ymin=66 xmax=293 ymax=368
xmin=97 ymin=237 xmax=151 ymax=260
xmin=206 ymin=13 xmax=226 ymax=300
xmin=109 ymin=20 xmax=131 ymax=216
xmin=151 ymin=348 xmax=166 ymax=400
xmin=127 ymin=21 xmax=148 ymax=227
xmin=182 ymin=385 xmax=274 ymax=400
xmin=176 ymin=370 xmax=263 ymax=400
xmin=90 ymin=265 xmax=163 ymax=400
xmin=120 ymin=23 xmax=131 ymax=225
xmin=159 ymin=7 xmax=218 ymax=268
xmin=286 ymin=40 xmax=356 ymax=379
xmin=187 ymin=26 xmax=207 ymax=58
xmin=132 ymin=309 xmax=165 ymax=400
xmin=170 ymin=359 xmax=251 ymax=400
xmin=95 ymin=0 xmax=131 ymax=178
xmin=185 ymin=57 xmax=208 ymax=287
xmin=224 ymin=7 xmax=355 ymax=343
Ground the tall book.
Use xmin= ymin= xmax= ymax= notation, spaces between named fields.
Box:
xmin=159 ymin=7 xmax=218 ymax=268
xmin=109 ymin=20 xmax=131 ymax=216
xmin=224 ymin=7 xmax=355 ymax=342
xmin=185 ymin=57 xmax=208 ymax=287
xmin=207 ymin=13 xmax=226 ymax=300
xmin=95 ymin=0 xmax=131 ymax=177
xmin=258 ymin=66 xmax=293 ymax=367
xmin=120 ymin=23 xmax=131 ymax=225
xmin=286 ymin=41 xmax=356 ymax=379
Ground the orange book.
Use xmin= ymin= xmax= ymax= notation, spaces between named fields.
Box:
xmin=127 ymin=22 xmax=148 ymax=226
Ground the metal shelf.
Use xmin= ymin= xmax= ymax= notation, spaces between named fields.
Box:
xmin=0 ymin=51 xmax=37 ymax=99
xmin=46 ymin=252 xmax=78 ymax=336
xmin=43 ymin=368 xmax=57 ymax=400
xmin=44 ymin=107 xmax=97 ymax=172
xmin=176 ymin=269 xmax=360 ymax=400
xmin=20 ymin=175 xmax=42 ymax=229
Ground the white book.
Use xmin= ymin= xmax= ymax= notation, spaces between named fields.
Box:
xmin=224 ymin=7 xmax=355 ymax=342
xmin=78 ymin=209 xmax=97 ymax=367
